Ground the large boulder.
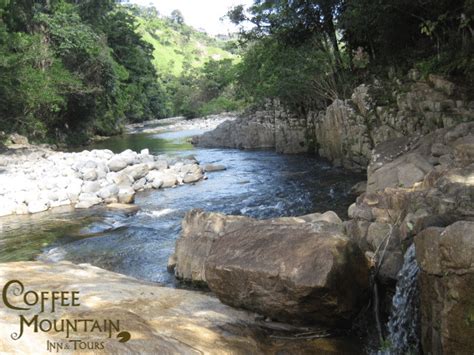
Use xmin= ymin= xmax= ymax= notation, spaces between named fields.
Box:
xmin=27 ymin=199 xmax=49 ymax=214
xmin=367 ymin=152 xmax=433 ymax=193
xmin=171 ymin=209 xmax=370 ymax=327
xmin=123 ymin=163 xmax=149 ymax=181
xmin=415 ymin=221 xmax=474 ymax=354
xmin=170 ymin=209 xmax=248 ymax=283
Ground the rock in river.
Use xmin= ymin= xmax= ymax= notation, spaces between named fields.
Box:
xmin=203 ymin=164 xmax=227 ymax=172
xmin=171 ymin=209 xmax=370 ymax=327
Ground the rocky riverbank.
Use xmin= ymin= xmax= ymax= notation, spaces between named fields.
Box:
xmin=180 ymin=118 xmax=474 ymax=353
xmin=193 ymin=73 xmax=474 ymax=172
xmin=0 ymin=141 xmax=207 ymax=217
xmin=126 ymin=114 xmax=237 ymax=134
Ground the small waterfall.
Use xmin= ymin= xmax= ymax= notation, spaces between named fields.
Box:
xmin=385 ymin=243 xmax=421 ymax=354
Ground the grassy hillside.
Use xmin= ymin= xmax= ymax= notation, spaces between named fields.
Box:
xmin=128 ymin=6 xmax=235 ymax=76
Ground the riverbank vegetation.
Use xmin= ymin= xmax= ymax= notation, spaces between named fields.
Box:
xmin=1 ymin=0 xmax=472 ymax=145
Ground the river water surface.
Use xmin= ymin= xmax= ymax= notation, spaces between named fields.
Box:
xmin=0 ymin=124 xmax=364 ymax=286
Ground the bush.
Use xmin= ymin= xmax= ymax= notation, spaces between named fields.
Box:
xmin=198 ymin=96 xmax=244 ymax=116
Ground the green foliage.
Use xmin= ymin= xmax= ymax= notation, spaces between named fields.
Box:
xmin=123 ymin=6 xmax=241 ymax=118
xmin=170 ymin=58 xmax=242 ymax=118
xmin=339 ymin=0 xmax=473 ymax=79
xmin=228 ymin=0 xmax=473 ymax=112
xmin=234 ymin=35 xmax=353 ymax=111
xmin=0 ymin=0 xmax=168 ymax=144
xmin=198 ymin=96 xmax=245 ymax=117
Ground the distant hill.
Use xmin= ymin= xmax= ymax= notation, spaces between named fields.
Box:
xmin=127 ymin=6 xmax=236 ymax=76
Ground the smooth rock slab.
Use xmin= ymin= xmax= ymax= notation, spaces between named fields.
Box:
xmin=0 ymin=261 xmax=362 ymax=354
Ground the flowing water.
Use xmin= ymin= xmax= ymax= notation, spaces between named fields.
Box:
xmin=385 ymin=244 xmax=420 ymax=354
xmin=0 ymin=125 xmax=364 ymax=286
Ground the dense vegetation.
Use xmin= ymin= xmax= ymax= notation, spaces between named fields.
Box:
xmin=0 ymin=0 xmax=172 ymax=144
xmin=0 ymin=1 xmax=243 ymax=143
xmin=1 ymin=0 xmax=472 ymax=144
xmin=229 ymin=0 xmax=474 ymax=111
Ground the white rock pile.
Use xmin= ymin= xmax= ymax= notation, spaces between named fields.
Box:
xmin=126 ymin=114 xmax=237 ymax=134
xmin=0 ymin=147 xmax=205 ymax=217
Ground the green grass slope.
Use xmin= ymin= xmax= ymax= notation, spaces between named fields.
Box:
xmin=129 ymin=7 xmax=235 ymax=76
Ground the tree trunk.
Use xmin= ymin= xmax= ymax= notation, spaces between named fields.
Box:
xmin=321 ymin=4 xmax=343 ymax=70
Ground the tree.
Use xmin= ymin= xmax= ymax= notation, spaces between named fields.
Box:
xmin=170 ymin=9 xmax=184 ymax=25
xmin=0 ymin=0 xmax=170 ymax=144
xmin=339 ymin=0 xmax=473 ymax=72
xmin=228 ymin=0 xmax=343 ymax=66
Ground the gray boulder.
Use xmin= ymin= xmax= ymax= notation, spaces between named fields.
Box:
xmin=203 ymin=164 xmax=226 ymax=172
xmin=123 ymin=163 xmax=149 ymax=180
xmin=81 ymin=181 xmax=101 ymax=194
xmin=172 ymin=209 xmax=369 ymax=326
xmin=107 ymin=158 xmax=128 ymax=172
xmin=98 ymin=184 xmax=119 ymax=200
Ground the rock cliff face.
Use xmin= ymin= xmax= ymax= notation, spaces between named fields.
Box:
xmin=189 ymin=72 xmax=474 ymax=353
xmin=346 ymin=122 xmax=474 ymax=280
xmin=192 ymin=102 xmax=309 ymax=154
xmin=344 ymin=121 xmax=473 ymax=353
xmin=193 ymin=74 xmax=473 ymax=172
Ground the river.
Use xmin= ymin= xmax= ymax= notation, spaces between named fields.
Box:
xmin=0 ymin=123 xmax=364 ymax=286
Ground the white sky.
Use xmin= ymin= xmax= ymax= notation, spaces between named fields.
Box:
xmin=129 ymin=0 xmax=254 ymax=35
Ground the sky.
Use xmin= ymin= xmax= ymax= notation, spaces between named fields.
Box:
xmin=129 ymin=0 xmax=254 ymax=35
